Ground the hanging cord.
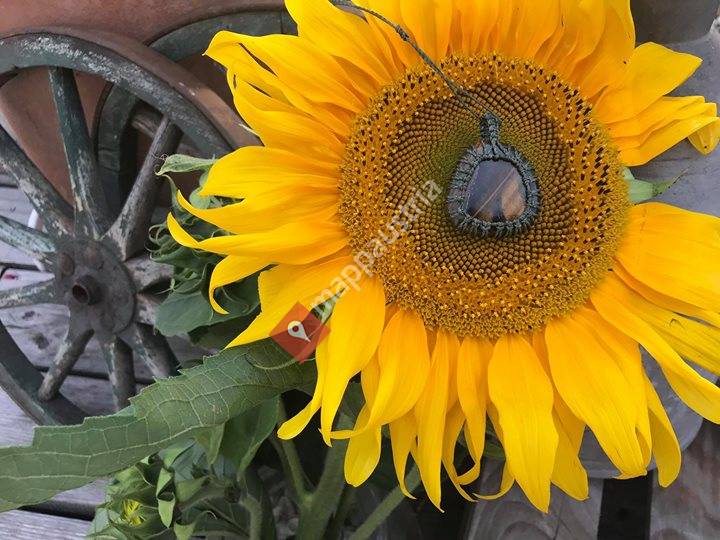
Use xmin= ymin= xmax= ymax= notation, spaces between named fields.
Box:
xmin=331 ymin=0 xmax=487 ymax=125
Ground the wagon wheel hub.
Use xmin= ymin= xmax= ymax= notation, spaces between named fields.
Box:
xmin=57 ymin=240 xmax=135 ymax=334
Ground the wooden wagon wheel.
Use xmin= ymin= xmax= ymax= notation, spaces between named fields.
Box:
xmin=95 ymin=3 xmax=288 ymax=211
xmin=0 ymin=27 xmax=253 ymax=425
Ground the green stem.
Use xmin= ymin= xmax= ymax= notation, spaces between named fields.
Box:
xmin=295 ymin=438 xmax=348 ymax=540
xmin=326 ymin=484 xmax=356 ymax=540
xmin=271 ymin=402 xmax=310 ymax=503
xmin=349 ymin=467 xmax=421 ymax=540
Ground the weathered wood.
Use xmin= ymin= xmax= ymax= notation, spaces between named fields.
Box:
xmin=650 ymin=422 xmax=720 ymax=539
xmin=0 ymin=509 xmax=90 ymax=538
xmin=48 ymin=66 xmax=110 ymax=238
xmin=125 ymin=254 xmax=174 ymax=291
xmin=0 ymin=125 xmax=73 ymax=238
xmin=135 ymin=292 xmax=162 ymax=326
xmin=0 ymin=214 xmax=55 ymax=269
xmin=38 ymin=318 xmax=94 ymax=400
xmin=122 ymin=323 xmax=176 ymax=379
xmin=1 ymin=290 xmax=202 ymax=381
xmin=464 ymin=460 xmax=603 ymax=539
xmin=100 ymin=336 xmax=135 ymax=410
xmin=0 ymin=186 xmax=45 ymax=268
xmin=0 ymin=277 xmax=57 ymax=309
xmin=104 ymin=116 xmax=181 ymax=260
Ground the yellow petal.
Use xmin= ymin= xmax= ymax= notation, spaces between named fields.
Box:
xmin=208 ymin=256 xmax=266 ymax=315
xmin=206 ymin=30 xmax=290 ymax=103
xmin=608 ymin=96 xmax=706 ymax=140
xmin=488 ymin=334 xmax=558 ymax=512
xmin=689 ymin=117 xmax=720 ymax=154
xmin=644 ymin=376 xmax=681 ymax=487
xmin=356 ymin=0 xmax=418 ymax=69
xmin=551 ymin=412 xmax=589 ymax=500
xmin=595 ymin=43 xmax=702 ymax=124
xmin=591 ymin=275 xmax=720 ymax=423
xmin=286 ymin=0 xmax=395 ymax=86
xmin=614 ymin=264 xmax=720 ymax=329
xmin=476 ymin=464 xmax=515 ymax=500
xmin=507 ymin=0 xmax=561 ymax=59
xmin=366 ymin=309 xmax=431 ymax=426
xmin=455 ymin=336 xmax=492 ymax=485
xmin=176 ymin=188 xmax=338 ymax=235
xmin=233 ymin=33 xmax=365 ymax=112
xmin=167 ymin=212 xmax=347 ymax=265
xmin=544 ymin=0 xmax=606 ymax=77
xmin=344 ymin=406 xmax=382 ymax=486
xmin=389 ymin=412 xmax=418 ymax=498
xmin=453 ymin=0 xmax=499 ymax=55
xmin=414 ymin=330 xmax=453 ymax=509
xmin=230 ymin=77 xmax=345 ymax=158
xmin=571 ymin=1 xmax=634 ymax=99
xmin=228 ymin=254 xmax=352 ymax=347
xmin=399 ymin=0 xmax=452 ymax=63
xmin=202 ymin=146 xmax=338 ymax=200
xmin=574 ymin=307 xmax=652 ymax=467
xmin=277 ymin=336 xmax=330 ymax=439
xmin=545 ymin=316 xmax=646 ymax=477
xmin=617 ymin=204 xmax=720 ymax=312
xmin=619 ymin=113 xmax=720 ymax=166
xmin=320 ymin=277 xmax=386 ymax=443
xmin=441 ymin=405 xmax=476 ymax=502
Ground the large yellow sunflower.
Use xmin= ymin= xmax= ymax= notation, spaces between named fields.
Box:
xmin=168 ymin=0 xmax=720 ymax=511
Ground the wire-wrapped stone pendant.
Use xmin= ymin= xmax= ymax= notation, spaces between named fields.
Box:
xmin=447 ymin=112 xmax=541 ymax=238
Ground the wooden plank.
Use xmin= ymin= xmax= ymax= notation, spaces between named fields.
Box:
xmin=0 ymin=510 xmax=90 ymax=539
xmin=650 ymin=421 xmax=720 ymax=539
xmin=464 ymin=460 xmax=602 ymax=539
xmin=0 ymin=389 xmax=106 ymax=518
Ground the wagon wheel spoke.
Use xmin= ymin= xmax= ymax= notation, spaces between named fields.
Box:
xmin=0 ymin=214 xmax=57 ymax=270
xmin=37 ymin=318 xmax=93 ymax=401
xmin=48 ymin=66 xmax=112 ymax=238
xmin=122 ymin=323 xmax=177 ymax=379
xmin=0 ymin=278 xmax=58 ymax=309
xmin=134 ymin=293 xmax=163 ymax=326
xmin=0 ymin=124 xmax=73 ymax=237
xmin=105 ymin=116 xmax=182 ymax=260
xmin=101 ymin=337 xmax=136 ymax=410
xmin=125 ymin=255 xmax=174 ymax=291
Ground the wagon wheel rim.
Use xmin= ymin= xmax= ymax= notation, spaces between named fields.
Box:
xmin=0 ymin=28 xmax=250 ymax=424
xmin=95 ymin=9 xmax=289 ymax=208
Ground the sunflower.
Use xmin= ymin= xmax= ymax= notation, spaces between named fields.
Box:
xmin=168 ymin=0 xmax=720 ymax=511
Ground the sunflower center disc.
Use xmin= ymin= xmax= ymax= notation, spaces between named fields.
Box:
xmin=339 ymin=53 xmax=629 ymax=339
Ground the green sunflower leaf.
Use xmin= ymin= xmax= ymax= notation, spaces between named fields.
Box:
xmin=0 ymin=342 xmax=313 ymax=513
xmin=219 ymin=397 xmax=280 ymax=478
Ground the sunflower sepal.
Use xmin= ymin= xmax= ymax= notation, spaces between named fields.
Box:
xmin=623 ymin=167 xmax=683 ymax=204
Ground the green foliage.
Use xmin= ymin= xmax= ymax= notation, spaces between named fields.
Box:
xmin=151 ymin=159 xmax=260 ymax=340
xmin=0 ymin=342 xmax=314 ymax=512
xmin=624 ymin=167 xmax=683 ymax=203
xmin=89 ymin=417 xmax=279 ymax=540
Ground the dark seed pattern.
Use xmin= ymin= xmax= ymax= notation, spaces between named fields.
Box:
xmin=338 ymin=54 xmax=629 ymax=338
